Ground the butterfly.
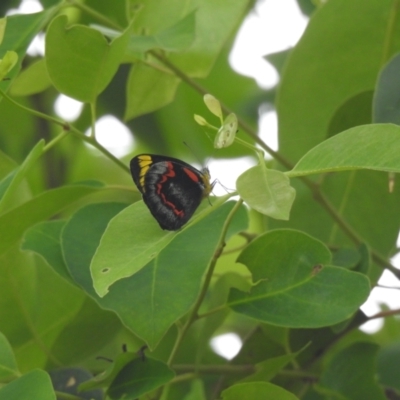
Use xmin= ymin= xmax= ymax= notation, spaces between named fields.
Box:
xmin=130 ymin=154 xmax=214 ymax=230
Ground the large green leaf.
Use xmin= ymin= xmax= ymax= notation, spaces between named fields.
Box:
xmin=288 ymin=124 xmax=400 ymax=177
xmin=318 ymin=342 xmax=386 ymax=400
xmin=228 ymin=230 xmax=370 ymax=328
xmin=90 ymin=195 xmax=231 ymax=297
xmin=62 ymin=201 xmax=248 ymax=349
xmin=0 ymin=369 xmax=55 ymax=400
xmin=45 ymin=15 xmax=130 ymax=102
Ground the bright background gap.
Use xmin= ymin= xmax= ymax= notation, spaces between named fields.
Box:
xmin=210 ymin=333 xmax=243 ymax=360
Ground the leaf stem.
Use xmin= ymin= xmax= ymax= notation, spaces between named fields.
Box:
xmin=0 ymin=88 xmax=130 ymax=174
xmin=167 ymin=199 xmax=244 ymax=367
xmin=0 ymin=87 xmax=68 ymax=128
xmin=367 ymin=307 xmax=400 ymax=320
xmin=42 ymin=130 xmax=69 ymax=153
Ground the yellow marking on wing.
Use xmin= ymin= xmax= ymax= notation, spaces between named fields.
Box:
xmin=138 ymin=155 xmax=154 ymax=190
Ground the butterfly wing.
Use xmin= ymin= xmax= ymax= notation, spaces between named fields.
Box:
xmin=130 ymin=154 xmax=211 ymax=230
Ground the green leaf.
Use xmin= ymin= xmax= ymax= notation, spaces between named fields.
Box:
xmin=328 ymin=91 xmax=373 ymax=137
xmin=0 ymin=332 xmax=18 ymax=380
xmin=21 ymin=220 xmax=73 ymax=283
xmin=90 ymin=195 xmax=232 ymax=297
xmin=10 ymin=59 xmax=52 ymax=96
xmin=277 ymin=0 xmax=400 ymax=162
xmin=0 ymin=369 xmax=56 ymax=400
xmin=127 ymin=10 xmax=196 ymax=54
xmin=332 ymin=248 xmax=360 ymax=269
xmin=0 ymin=51 xmax=17 ymax=80
xmin=239 ymin=346 xmax=308 ymax=384
xmin=377 ymin=342 xmax=400 ymax=392
xmin=264 ymin=49 xmax=291 ymax=74
xmin=0 ymin=18 xmax=6 ymax=45
xmin=124 ymin=63 xmax=180 ymax=120
xmin=107 ymin=357 xmax=175 ymax=399
xmin=62 ymin=202 xmax=128 ymax=295
xmin=156 ymin=10 xmax=196 ymax=51
xmin=222 ymin=382 xmax=299 ymax=400
xmin=132 ymin=0 xmax=249 ymax=77
xmin=373 ymin=53 xmax=400 ymax=124
xmin=236 ymin=165 xmax=296 ymax=220
xmin=90 ymin=201 xmax=177 ymax=297
xmin=287 ymin=124 xmax=400 ymax=177
xmin=0 ymin=11 xmax=55 ymax=94
xmin=228 ymin=230 xmax=370 ymax=328
xmin=48 ymin=297 xmax=121 ymax=366
xmin=45 ymin=15 xmax=130 ymax=103
xmin=63 ymin=202 xmax=247 ymax=349
xmin=0 ymin=184 xmax=101 ymax=257
xmin=204 ymin=94 xmax=223 ymax=120
xmin=0 ymin=140 xmax=44 ymax=214
xmin=318 ymin=342 xmax=386 ymax=400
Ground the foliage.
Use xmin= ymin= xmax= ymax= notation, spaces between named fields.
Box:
xmin=0 ymin=0 xmax=400 ymax=399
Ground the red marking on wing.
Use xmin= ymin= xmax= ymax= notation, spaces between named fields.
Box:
xmin=156 ymin=162 xmax=184 ymax=217
xmin=183 ymin=167 xmax=200 ymax=182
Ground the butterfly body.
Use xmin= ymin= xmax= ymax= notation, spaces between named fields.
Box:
xmin=130 ymin=154 xmax=213 ymax=230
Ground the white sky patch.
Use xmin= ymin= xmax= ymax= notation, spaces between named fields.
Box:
xmin=360 ymin=269 xmax=400 ymax=334
xmin=6 ymin=0 xmax=46 ymax=56
xmin=229 ymin=0 xmax=308 ymax=88
xmin=54 ymin=94 xmax=84 ymax=122
xmin=85 ymin=115 xmax=134 ymax=158
xmin=27 ymin=32 xmax=45 ymax=57
xmin=6 ymin=0 xmax=43 ymax=15
xmin=360 ymin=230 xmax=400 ymax=334
xmin=207 ymin=156 xmax=255 ymax=196
xmin=210 ymin=333 xmax=243 ymax=360
xmin=258 ymin=107 xmax=278 ymax=153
